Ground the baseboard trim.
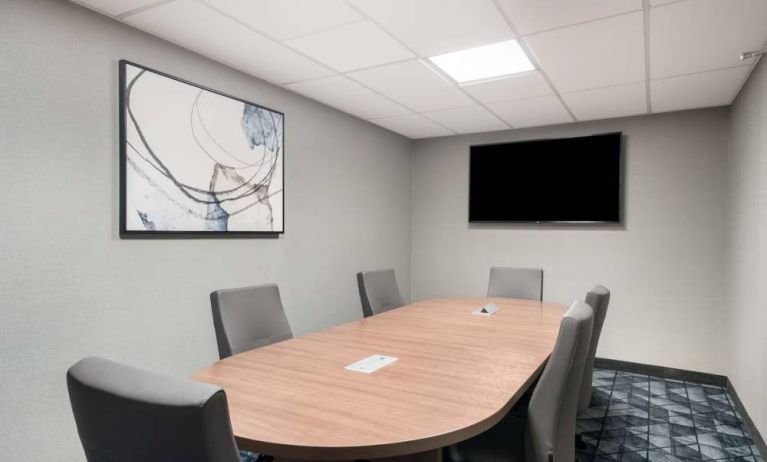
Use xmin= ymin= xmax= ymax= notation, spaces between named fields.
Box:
xmin=594 ymin=357 xmax=727 ymax=386
xmin=594 ymin=357 xmax=765 ymax=461
xmin=726 ymin=377 xmax=767 ymax=461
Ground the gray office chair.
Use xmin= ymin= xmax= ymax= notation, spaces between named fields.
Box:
xmin=577 ymin=285 xmax=611 ymax=414
xmin=487 ymin=267 xmax=544 ymax=301
xmin=67 ymin=357 xmax=242 ymax=462
xmin=210 ymin=283 xmax=293 ymax=359
xmin=357 ymin=269 xmax=405 ymax=318
xmin=448 ymin=300 xmax=594 ymax=462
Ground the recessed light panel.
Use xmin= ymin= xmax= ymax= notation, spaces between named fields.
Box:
xmin=428 ymin=40 xmax=535 ymax=83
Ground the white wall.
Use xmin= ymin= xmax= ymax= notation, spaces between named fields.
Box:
xmin=726 ymin=57 xmax=767 ymax=437
xmin=411 ymin=110 xmax=730 ymax=375
xmin=0 ymin=1 xmax=411 ymax=460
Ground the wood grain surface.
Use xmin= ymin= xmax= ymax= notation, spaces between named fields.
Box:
xmin=193 ymin=298 xmax=567 ymax=460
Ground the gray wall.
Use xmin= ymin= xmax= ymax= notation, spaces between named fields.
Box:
xmin=3 ymin=0 xmax=766 ymax=460
xmin=726 ymin=57 xmax=767 ymax=437
xmin=0 ymin=1 xmax=412 ymax=460
xmin=411 ymin=110 xmax=730 ymax=375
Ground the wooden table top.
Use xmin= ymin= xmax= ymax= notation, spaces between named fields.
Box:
xmin=193 ymin=298 xmax=567 ymax=460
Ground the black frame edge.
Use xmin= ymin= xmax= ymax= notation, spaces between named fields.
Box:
xmin=119 ymin=59 xmax=127 ymax=237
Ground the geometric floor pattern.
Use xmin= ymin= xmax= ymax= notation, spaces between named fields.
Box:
xmin=239 ymin=450 xmax=262 ymax=462
xmin=576 ymin=368 xmax=765 ymax=462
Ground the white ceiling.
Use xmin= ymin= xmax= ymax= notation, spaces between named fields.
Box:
xmin=72 ymin=0 xmax=767 ymax=139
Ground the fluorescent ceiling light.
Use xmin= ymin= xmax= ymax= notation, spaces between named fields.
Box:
xmin=428 ymin=40 xmax=535 ymax=83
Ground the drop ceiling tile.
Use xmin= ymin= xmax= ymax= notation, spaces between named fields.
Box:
xmin=124 ymin=0 xmax=332 ymax=83
xmin=650 ymin=0 xmax=767 ymax=79
xmin=202 ymin=0 xmax=362 ymax=40
xmin=370 ymin=114 xmax=454 ymax=139
xmin=347 ymin=0 xmax=514 ymax=56
xmin=284 ymin=21 xmax=413 ymax=72
xmin=488 ymin=95 xmax=573 ymax=128
xmin=284 ymin=75 xmax=410 ymax=119
xmin=461 ymin=72 xmax=553 ymax=104
xmin=525 ymin=12 xmax=645 ymax=92
xmin=497 ymin=0 xmax=642 ymax=35
xmin=424 ymin=106 xmax=509 ymax=134
xmin=562 ymin=82 xmax=647 ymax=121
xmin=348 ymin=60 xmax=474 ymax=112
xmin=651 ymin=66 xmax=751 ymax=113
xmin=72 ymin=0 xmax=159 ymax=16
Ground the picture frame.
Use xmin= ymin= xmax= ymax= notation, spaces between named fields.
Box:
xmin=119 ymin=60 xmax=285 ymax=237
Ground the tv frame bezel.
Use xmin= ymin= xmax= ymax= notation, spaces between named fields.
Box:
xmin=467 ymin=131 xmax=624 ymax=225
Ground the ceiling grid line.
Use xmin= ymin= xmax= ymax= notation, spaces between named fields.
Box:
xmin=115 ymin=0 xmax=174 ymax=19
xmin=560 ymin=79 xmax=648 ymax=95
xmin=114 ymin=0 xmax=426 ymax=125
xmin=520 ymin=7 xmax=644 ymax=39
xmin=649 ymin=0 xmax=696 ymax=9
xmin=491 ymin=0 xmax=578 ymax=123
xmin=339 ymin=0 xmax=512 ymax=134
xmin=643 ymin=0 xmax=653 ymax=113
xmin=196 ymin=0 xmax=436 ymax=121
xmin=652 ymin=63 xmax=755 ymax=83
xmin=279 ymin=56 xmax=417 ymax=86
xmin=70 ymin=0 xmax=767 ymax=139
xmin=275 ymin=18 xmax=369 ymax=43
xmin=197 ymin=0 xmax=336 ymax=76
xmin=413 ymin=57 xmax=512 ymax=131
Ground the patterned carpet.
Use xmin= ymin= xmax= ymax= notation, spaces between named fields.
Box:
xmin=239 ymin=451 xmax=263 ymax=462
xmin=576 ymin=369 xmax=764 ymax=462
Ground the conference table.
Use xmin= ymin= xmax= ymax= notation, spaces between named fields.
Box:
xmin=193 ymin=297 xmax=567 ymax=462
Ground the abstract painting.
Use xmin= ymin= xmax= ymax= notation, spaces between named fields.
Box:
xmin=119 ymin=60 xmax=284 ymax=236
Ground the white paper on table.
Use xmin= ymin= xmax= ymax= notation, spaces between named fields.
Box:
xmin=345 ymin=355 xmax=398 ymax=373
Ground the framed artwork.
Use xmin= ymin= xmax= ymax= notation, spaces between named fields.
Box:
xmin=119 ymin=60 xmax=284 ymax=237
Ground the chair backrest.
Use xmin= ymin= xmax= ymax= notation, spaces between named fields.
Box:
xmin=577 ymin=285 xmax=611 ymax=414
xmin=67 ymin=357 xmax=240 ymax=462
xmin=357 ymin=269 xmax=405 ymax=318
xmin=526 ymin=301 xmax=594 ymax=462
xmin=210 ymin=283 xmax=293 ymax=359
xmin=487 ymin=267 xmax=543 ymax=301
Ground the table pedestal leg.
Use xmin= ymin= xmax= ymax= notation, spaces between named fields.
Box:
xmin=374 ymin=448 xmax=442 ymax=462
xmin=275 ymin=448 xmax=443 ymax=462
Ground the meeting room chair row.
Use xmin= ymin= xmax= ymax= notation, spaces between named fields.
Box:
xmin=209 ymin=266 xmax=544 ymax=359
xmin=66 ymin=269 xmax=610 ymax=462
xmin=359 ymin=266 xmax=544 ymax=317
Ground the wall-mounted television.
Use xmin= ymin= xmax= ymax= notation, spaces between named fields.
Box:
xmin=469 ymin=132 xmax=622 ymax=223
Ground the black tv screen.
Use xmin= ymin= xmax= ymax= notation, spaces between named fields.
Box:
xmin=469 ymin=132 xmax=622 ymax=223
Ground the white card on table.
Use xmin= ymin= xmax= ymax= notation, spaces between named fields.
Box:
xmin=472 ymin=303 xmax=500 ymax=316
xmin=345 ymin=354 xmax=398 ymax=373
